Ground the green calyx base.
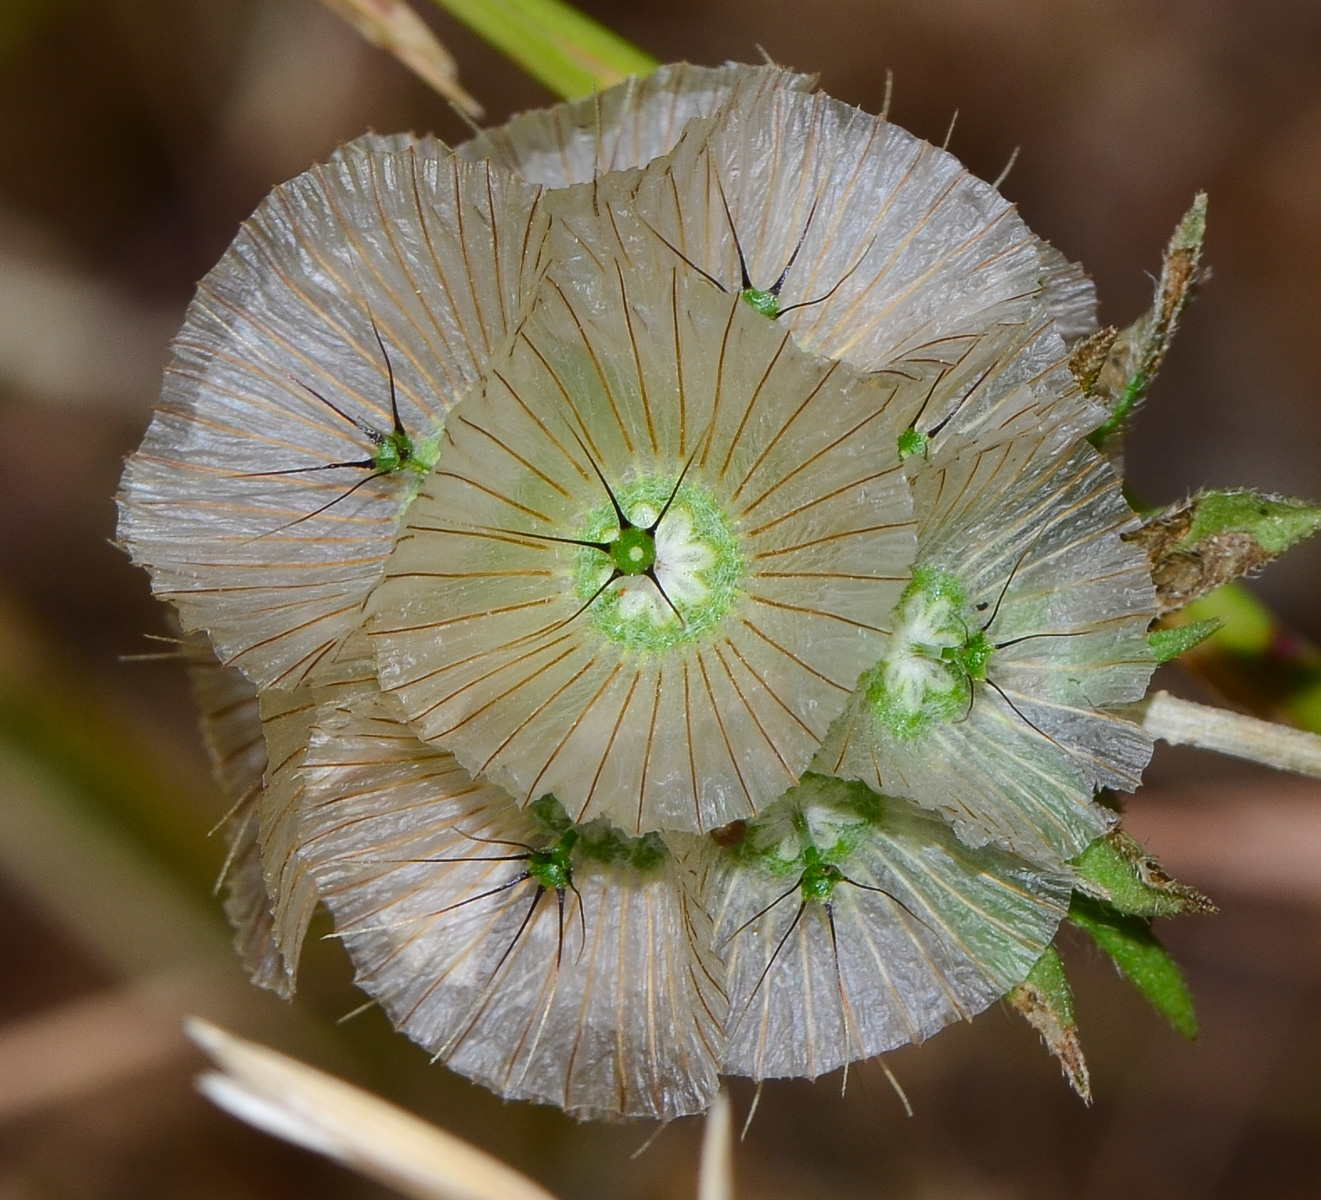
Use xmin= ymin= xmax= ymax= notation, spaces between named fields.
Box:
xmin=374 ymin=430 xmax=439 ymax=477
xmin=862 ymin=565 xmax=991 ymax=740
xmin=575 ymin=474 xmax=743 ymax=652
xmin=530 ymin=794 xmax=669 ymax=877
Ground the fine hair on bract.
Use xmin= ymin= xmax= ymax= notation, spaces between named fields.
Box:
xmin=117 ymin=61 xmax=1166 ymax=1120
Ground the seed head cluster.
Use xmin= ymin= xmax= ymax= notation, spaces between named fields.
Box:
xmin=120 ymin=63 xmax=1157 ymax=1120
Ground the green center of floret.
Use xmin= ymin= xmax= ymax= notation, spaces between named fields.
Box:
xmin=741 ymin=287 xmax=781 ymax=318
xmin=712 ymin=778 xmax=893 ymax=907
xmin=525 ymin=832 xmax=576 ymax=892
xmin=862 ymin=566 xmax=994 ymax=739
xmin=575 ymin=475 xmax=743 ymax=652
xmin=529 ymin=794 xmax=670 ymax=877
xmin=373 ymin=428 xmax=440 ymax=476
xmin=896 ymin=426 xmax=930 ymax=463
xmin=609 ymin=526 xmax=657 ymax=575
xmin=797 ymin=853 xmax=844 ymax=902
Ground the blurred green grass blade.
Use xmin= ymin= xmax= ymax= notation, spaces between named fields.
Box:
xmin=1181 ymin=584 xmax=1321 ymax=733
xmin=0 ymin=593 xmax=223 ymax=902
xmin=1068 ymin=895 xmax=1198 ymax=1039
xmin=427 ymin=0 xmax=656 ymax=99
xmin=0 ymin=741 xmax=227 ymax=976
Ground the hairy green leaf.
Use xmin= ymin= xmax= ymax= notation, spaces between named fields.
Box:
xmin=1068 ymin=894 xmax=1198 ymax=1038
xmin=1148 ymin=618 xmax=1224 ymax=663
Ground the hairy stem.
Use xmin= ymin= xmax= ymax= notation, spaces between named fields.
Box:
xmin=1140 ymin=690 xmax=1321 ymax=778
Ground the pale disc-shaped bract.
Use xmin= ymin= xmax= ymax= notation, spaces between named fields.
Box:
xmin=119 ymin=136 xmax=549 ymax=690
xmin=370 ymin=240 xmax=917 ymax=834
xmin=1035 ymin=241 xmax=1098 ymax=349
xmin=610 ymin=79 xmax=1102 ymax=457
xmin=180 ymin=630 xmax=284 ymax=994
xmin=696 ymin=775 xmax=1071 ymax=1081
xmin=457 ymin=62 xmax=813 ymax=188
xmin=255 ymin=640 xmax=380 ymax=988
xmin=297 ymin=701 xmax=727 ymax=1121
xmin=185 ymin=629 xmax=380 ymax=992
xmin=820 ymin=435 xmax=1155 ymax=864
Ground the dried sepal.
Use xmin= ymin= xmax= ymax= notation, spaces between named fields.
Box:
xmin=297 ymin=699 xmax=727 ymax=1121
xmin=1088 ymin=193 xmax=1208 ymax=448
xmin=698 ymin=775 xmax=1071 ymax=1080
xmin=1073 ymin=829 xmax=1215 ymax=919
xmin=821 ymin=438 xmax=1156 ymax=865
xmin=319 ymin=0 xmax=483 ymax=118
xmin=118 ymin=136 xmax=550 ymax=690
xmin=371 ymin=235 xmax=916 ymax=834
xmin=1128 ymin=488 xmax=1321 ymax=615
xmin=1067 ymin=325 xmax=1119 ymax=395
xmin=1009 ymin=945 xmax=1090 ymax=1101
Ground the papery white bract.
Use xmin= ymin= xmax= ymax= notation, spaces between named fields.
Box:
xmin=180 ymin=631 xmax=286 ymax=991
xmin=617 ymin=76 xmax=1101 ymax=461
xmin=696 ymin=774 xmax=1071 ymax=1080
xmin=297 ymin=697 xmax=727 ymax=1121
xmin=369 ymin=231 xmax=916 ymax=834
xmin=458 ymin=62 xmax=813 ymax=188
xmin=820 ymin=435 xmax=1156 ymax=864
xmin=182 ymin=629 xmax=380 ymax=992
xmin=119 ymin=59 xmax=1173 ymax=1119
xmin=118 ymin=137 xmax=549 ymax=690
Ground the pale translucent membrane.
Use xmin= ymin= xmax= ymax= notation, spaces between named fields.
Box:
xmin=458 ymin=62 xmax=812 ymax=188
xmin=371 ymin=234 xmax=917 ymax=834
xmin=620 ymin=81 xmax=1098 ymax=448
xmin=821 ymin=436 xmax=1155 ymax=864
xmin=251 ymin=637 xmax=379 ymax=989
xmin=696 ymin=775 xmax=1070 ymax=1080
xmin=184 ymin=629 xmax=379 ymax=992
xmin=118 ymin=136 xmax=549 ymax=690
xmin=881 ymin=316 xmax=1100 ymax=464
xmin=1035 ymin=242 xmax=1098 ymax=348
xmin=180 ymin=631 xmax=285 ymax=994
xmin=297 ymin=701 xmax=726 ymax=1121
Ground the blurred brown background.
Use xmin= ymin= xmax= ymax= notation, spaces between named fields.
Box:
xmin=1 ymin=1 xmax=1319 ymax=1197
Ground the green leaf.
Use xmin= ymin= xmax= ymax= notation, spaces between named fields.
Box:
xmin=427 ymin=0 xmax=657 ymax=100
xmin=1148 ymin=618 xmax=1223 ymax=664
xmin=1129 ymin=489 xmax=1321 ymax=615
xmin=1010 ymin=946 xmax=1090 ymax=1101
xmin=1089 ymin=194 xmax=1207 ymax=448
xmin=1068 ymin=894 xmax=1198 ymax=1038
xmin=1074 ymin=830 xmax=1214 ymax=918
